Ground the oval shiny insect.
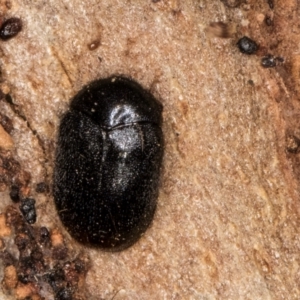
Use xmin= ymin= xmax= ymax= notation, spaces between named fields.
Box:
xmin=54 ymin=76 xmax=164 ymax=251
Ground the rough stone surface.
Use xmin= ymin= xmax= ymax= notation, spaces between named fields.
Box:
xmin=0 ymin=124 xmax=13 ymax=150
xmin=0 ymin=0 xmax=300 ymax=299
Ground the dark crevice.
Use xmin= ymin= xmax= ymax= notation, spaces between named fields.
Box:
xmin=3 ymin=93 xmax=49 ymax=182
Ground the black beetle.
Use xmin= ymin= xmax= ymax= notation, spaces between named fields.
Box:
xmin=54 ymin=76 xmax=164 ymax=251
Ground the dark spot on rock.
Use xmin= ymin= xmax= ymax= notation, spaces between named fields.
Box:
xmin=30 ymin=247 xmax=43 ymax=262
xmin=0 ymin=250 xmax=16 ymax=266
xmin=0 ymin=153 xmax=22 ymax=191
xmin=74 ymin=258 xmax=85 ymax=274
xmin=46 ymin=267 xmax=65 ymax=291
xmin=220 ymin=0 xmax=242 ymax=8
xmin=265 ymin=15 xmax=273 ymax=26
xmin=87 ymin=39 xmax=100 ymax=51
xmin=18 ymin=273 xmax=31 ymax=284
xmin=0 ymin=89 xmax=5 ymax=100
xmin=15 ymin=233 xmax=31 ymax=252
xmin=18 ymin=256 xmax=35 ymax=272
xmin=276 ymin=56 xmax=284 ymax=63
xmin=237 ymin=36 xmax=259 ymax=55
xmin=17 ymin=255 xmax=40 ymax=284
xmin=52 ymin=245 xmax=68 ymax=261
xmin=0 ymin=114 xmax=13 ymax=134
xmin=261 ymin=55 xmax=277 ymax=68
xmin=9 ymin=184 xmax=20 ymax=202
xmin=39 ymin=226 xmax=50 ymax=244
xmin=286 ymin=135 xmax=300 ymax=153
xmin=4 ymin=93 xmax=14 ymax=105
xmin=1 ymin=184 xmax=90 ymax=299
xmin=267 ymin=0 xmax=274 ymax=9
xmin=0 ymin=17 xmax=22 ymax=41
xmin=55 ymin=287 xmax=73 ymax=300
xmin=35 ymin=182 xmax=48 ymax=193
xmin=19 ymin=198 xmax=36 ymax=224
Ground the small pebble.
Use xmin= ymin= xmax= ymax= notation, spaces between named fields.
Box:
xmin=261 ymin=55 xmax=276 ymax=68
xmin=261 ymin=55 xmax=284 ymax=68
xmin=237 ymin=36 xmax=259 ymax=55
xmin=87 ymin=40 xmax=100 ymax=51
xmin=0 ymin=17 xmax=22 ymax=41
xmin=9 ymin=185 xmax=20 ymax=202
xmin=265 ymin=16 xmax=273 ymax=26
xmin=20 ymin=198 xmax=36 ymax=224
xmin=39 ymin=226 xmax=50 ymax=244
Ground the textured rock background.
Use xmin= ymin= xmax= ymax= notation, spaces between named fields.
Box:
xmin=0 ymin=0 xmax=300 ymax=299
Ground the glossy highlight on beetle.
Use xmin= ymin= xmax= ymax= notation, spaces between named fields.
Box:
xmin=54 ymin=76 xmax=164 ymax=251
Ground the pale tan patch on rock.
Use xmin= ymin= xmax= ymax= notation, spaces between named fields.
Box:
xmin=2 ymin=265 xmax=17 ymax=290
xmin=50 ymin=228 xmax=64 ymax=247
xmin=0 ymin=213 xmax=11 ymax=237
xmin=15 ymin=283 xmax=36 ymax=300
xmin=0 ymin=125 xmax=14 ymax=150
